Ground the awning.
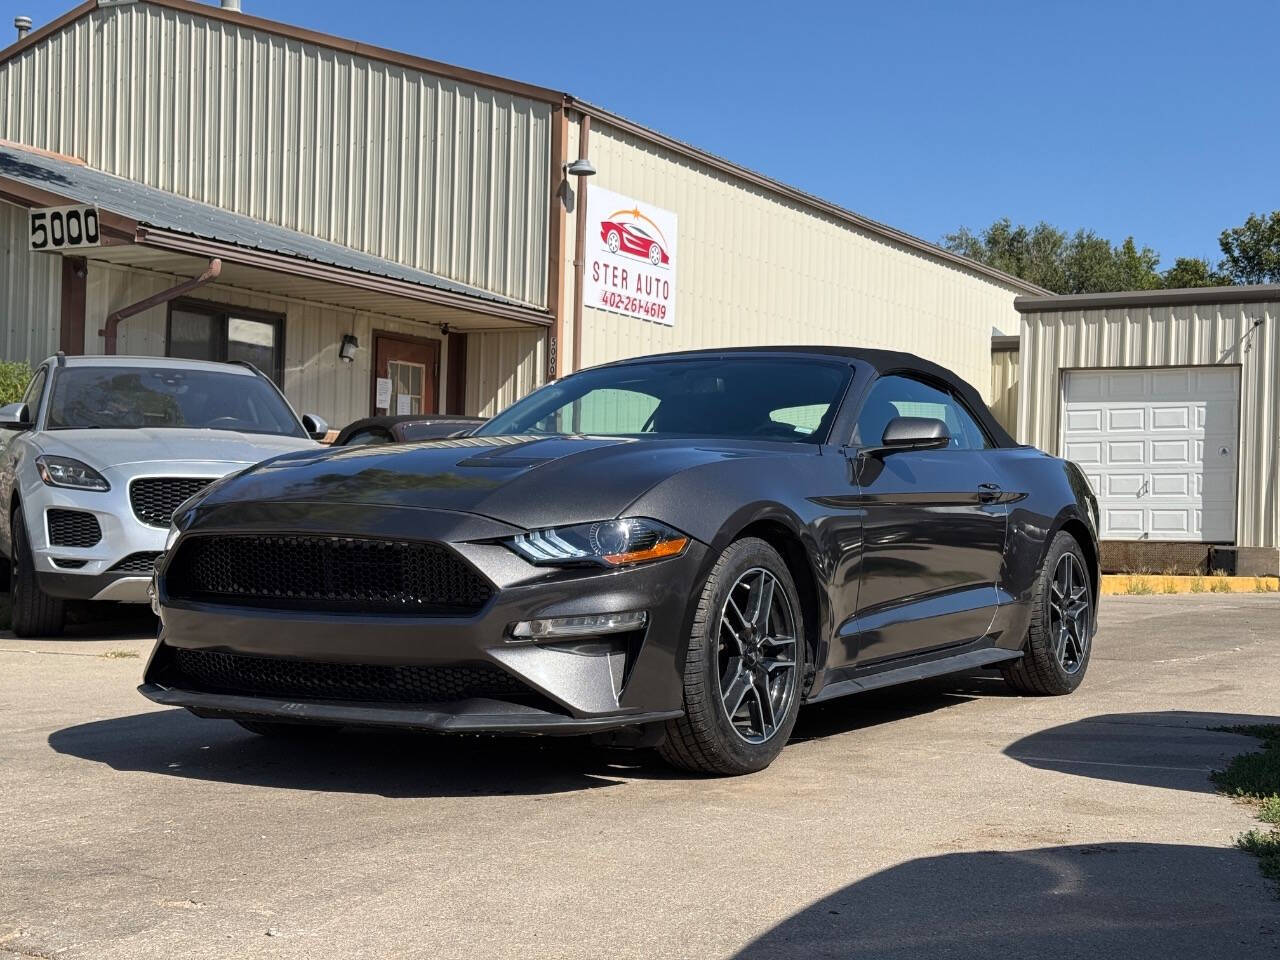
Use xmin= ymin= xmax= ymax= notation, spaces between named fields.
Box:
xmin=0 ymin=141 xmax=550 ymax=331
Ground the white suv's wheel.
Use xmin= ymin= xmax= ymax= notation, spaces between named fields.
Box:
xmin=10 ymin=506 xmax=65 ymax=637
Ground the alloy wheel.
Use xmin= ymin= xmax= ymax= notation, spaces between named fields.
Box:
xmin=717 ymin=567 xmax=799 ymax=744
xmin=1049 ymin=553 xmax=1090 ymax=674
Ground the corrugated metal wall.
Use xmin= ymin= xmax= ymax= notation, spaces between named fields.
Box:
xmin=1018 ymin=300 xmax=1278 ymax=548
xmin=0 ymin=200 xmax=60 ymax=365
xmin=568 ymin=120 xmax=1025 ymax=399
xmin=464 ymin=327 xmax=546 ymax=417
xmin=0 ymin=1 xmax=552 ymax=306
xmin=990 ymin=344 xmax=1019 ymax=434
xmin=81 ymin=259 xmax=453 ymax=428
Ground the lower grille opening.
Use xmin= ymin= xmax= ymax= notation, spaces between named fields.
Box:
xmin=110 ymin=551 xmax=163 ymax=574
xmin=52 ymin=557 xmax=88 ymax=569
xmin=47 ymin=509 xmax=102 ymax=547
xmin=166 ymin=648 xmax=563 ymax=712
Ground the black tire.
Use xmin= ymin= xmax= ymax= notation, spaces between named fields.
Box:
xmin=659 ymin=538 xmax=806 ymax=776
xmin=9 ymin=506 xmax=65 ymax=638
xmin=1002 ymin=530 xmax=1093 ymax=696
xmin=234 ymin=719 xmax=340 ymax=739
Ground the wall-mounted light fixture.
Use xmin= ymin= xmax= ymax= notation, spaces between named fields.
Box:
xmin=439 ymin=323 xmax=451 ymax=338
xmin=565 ymin=158 xmax=596 ymax=177
xmin=339 ymin=333 xmax=359 ymax=363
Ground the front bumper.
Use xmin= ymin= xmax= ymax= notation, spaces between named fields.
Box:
xmin=143 ymin=502 xmax=706 ymax=734
xmin=25 ymin=464 xmax=235 ymax=603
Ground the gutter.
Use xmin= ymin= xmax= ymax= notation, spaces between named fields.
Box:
xmin=101 ymin=258 xmax=222 ymax=354
xmin=570 ymin=114 xmax=591 ymax=373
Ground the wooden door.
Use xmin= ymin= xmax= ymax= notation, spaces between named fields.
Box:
xmin=371 ymin=332 xmax=440 ymax=416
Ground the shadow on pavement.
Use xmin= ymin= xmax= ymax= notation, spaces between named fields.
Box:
xmin=1003 ymin=711 xmax=1280 ymax=793
xmin=48 ymin=707 xmax=669 ymax=797
xmin=47 ymin=674 xmax=992 ymax=797
xmin=734 ymin=842 xmax=1277 ymax=959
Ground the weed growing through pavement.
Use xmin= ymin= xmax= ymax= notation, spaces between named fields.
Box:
xmin=1211 ymin=725 xmax=1280 ymax=893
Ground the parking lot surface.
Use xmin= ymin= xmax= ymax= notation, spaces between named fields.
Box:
xmin=3 ymin=594 xmax=1279 ymax=959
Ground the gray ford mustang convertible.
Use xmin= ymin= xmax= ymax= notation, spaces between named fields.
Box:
xmin=143 ymin=347 xmax=1099 ymax=775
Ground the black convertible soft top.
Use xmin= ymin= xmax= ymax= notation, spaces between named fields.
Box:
xmin=593 ymin=345 xmax=1017 ymax=449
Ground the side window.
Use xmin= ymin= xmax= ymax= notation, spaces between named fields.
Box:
xmin=853 ymin=375 xmax=991 ymax=451
xmin=21 ymin=366 xmax=48 ymax=421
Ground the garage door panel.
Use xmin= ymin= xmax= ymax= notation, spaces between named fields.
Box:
xmin=1065 ymin=408 xmax=1102 ymax=432
xmin=1062 ymin=367 xmax=1239 ymax=543
xmin=1105 ymin=508 xmax=1145 ymax=534
xmin=1149 ymin=474 xmax=1188 ymax=497
xmin=1107 ymin=441 xmax=1145 ymax=464
xmin=1151 ymin=406 xmax=1190 ymax=431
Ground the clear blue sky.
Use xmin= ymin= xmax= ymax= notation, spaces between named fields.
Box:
xmin=13 ymin=0 xmax=1279 ymax=264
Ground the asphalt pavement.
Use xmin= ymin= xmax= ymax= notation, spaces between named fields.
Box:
xmin=2 ymin=594 xmax=1278 ymax=959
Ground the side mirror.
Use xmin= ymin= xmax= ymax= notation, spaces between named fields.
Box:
xmin=864 ymin=416 xmax=950 ymax=456
xmin=0 ymin=402 xmax=32 ymax=430
xmin=301 ymin=413 xmax=329 ymax=440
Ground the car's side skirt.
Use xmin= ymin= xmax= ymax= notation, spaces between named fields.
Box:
xmin=806 ymin=645 xmax=1022 ymax=704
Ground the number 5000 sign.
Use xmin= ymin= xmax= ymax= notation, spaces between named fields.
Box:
xmin=29 ymin=205 xmax=101 ymax=251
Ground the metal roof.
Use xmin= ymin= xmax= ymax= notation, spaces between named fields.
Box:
xmin=0 ymin=141 xmax=529 ymax=311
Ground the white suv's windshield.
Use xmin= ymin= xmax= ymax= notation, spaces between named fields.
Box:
xmin=45 ymin=366 xmax=306 ymax=437
xmin=476 ymin=357 xmax=852 ymax=443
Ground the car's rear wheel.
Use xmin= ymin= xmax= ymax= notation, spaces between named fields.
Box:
xmin=234 ymin=719 xmax=340 ymax=739
xmin=659 ymin=538 xmax=805 ymax=775
xmin=9 ymin=506 xmax=65 ymax=637
xmin=1002 ymin=530 xmax=1092 ymax=695
xmin=606 ymin=230 xmax=621 ymax=254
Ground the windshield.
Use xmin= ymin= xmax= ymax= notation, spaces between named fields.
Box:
xmin=476 ymin=357 xmax=852 ymax=443
xmin=45 ymin=366 xmax=306 ymax=437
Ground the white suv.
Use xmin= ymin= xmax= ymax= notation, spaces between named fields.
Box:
xmin=0 ymin=355 xmax=325 ymax=636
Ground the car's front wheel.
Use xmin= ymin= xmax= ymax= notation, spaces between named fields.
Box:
xmin=1002 ymin=530 xmax=1093 ymax=695
xmin=659 ymin=538 xmax=805 ymax=775
xmin=9 ymin=506 xmax=65 ymax=637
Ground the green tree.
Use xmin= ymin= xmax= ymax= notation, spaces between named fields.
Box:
xmin=1218 ymin=211 xmax=1280 ymax=284
xmin=944 ymin=219 xmax=1163 ymax=294
xmin=1161 ymin=256 xmax=1229 ymax=289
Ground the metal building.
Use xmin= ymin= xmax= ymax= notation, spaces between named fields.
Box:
xmin=0 ymin=0 xmax=1041 ymax=430
xmin=1011 ymin=286 xmax=1279 ymax=575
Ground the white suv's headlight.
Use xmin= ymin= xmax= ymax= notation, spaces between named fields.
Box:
xmin=36 ymin=455 xmax=110 ymax=491
xmin=506 ymin=518 xmax=689 ymax=568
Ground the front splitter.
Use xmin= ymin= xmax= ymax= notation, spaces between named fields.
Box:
xmin=138 ymin=683 xmax=682 ymax=736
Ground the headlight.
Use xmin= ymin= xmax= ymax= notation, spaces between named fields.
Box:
xmin=164 ymin=523 xmax=181 ymax=554
xmin=507 ymin=518 xmax=689 ymax=568
xmin=35 ymin=455 xmax=110 ymax=491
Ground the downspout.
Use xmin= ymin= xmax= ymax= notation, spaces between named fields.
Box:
xmin=100 ymin=258 xmax=222 ymax=354
xmin=570 ymin=114 xmax=591 ymax=374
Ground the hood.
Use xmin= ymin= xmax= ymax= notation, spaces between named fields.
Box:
xmin=196 ymin=434 xmax=802 ymax=529
xmin=39 ymin=428 xmax=316 ymax=469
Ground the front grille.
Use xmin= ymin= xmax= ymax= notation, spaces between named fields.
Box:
xmin=165 ymin=535 xmax=493 ymax=614
xmin=130 ymin=477 xmax=213 ymax=528
xmin=47 ymin=509 xmax=102 ymax=547
xmin=171 ymin=648 xmax=536 ymax=704
xmin=111 ymin=551 xmax=162 ymax=574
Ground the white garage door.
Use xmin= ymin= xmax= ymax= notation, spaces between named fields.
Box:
xmin=1062 ymin=367 xmax=1239 ymax=542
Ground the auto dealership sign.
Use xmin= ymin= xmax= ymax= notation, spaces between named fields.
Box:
xmin=584 ymin=186 xmax=677 ymax=327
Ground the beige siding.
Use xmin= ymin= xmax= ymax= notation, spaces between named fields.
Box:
xmin=0 ymin=2 xmax=552 ymax=306
xmin=990 ymin=345 xmax=1019 ymax=435
xmin=464 ymin=328 xmax=546 ymax=417
xmin=1018 ymin=300 xmax=1279 ymax=548
xmin=81 ymin=260 xmax=450 ymax=428
xmin=568 ymin=120 xmax=1023 ymax=399
xmin=0 ymin=200 xmax=60 ymax=366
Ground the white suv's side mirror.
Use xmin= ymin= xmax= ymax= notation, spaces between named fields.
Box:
xmin=301 ymin=413 xmax=329 ymax=441
xmin=0 ymin=402 xmax=31 ymax=430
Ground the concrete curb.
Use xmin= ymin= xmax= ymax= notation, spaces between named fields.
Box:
xmin=1101 ymin=573 xmax=1280 ymax=596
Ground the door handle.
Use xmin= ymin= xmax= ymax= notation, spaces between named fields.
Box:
xmin=977 ymin=482 xmax=1002 ymax=503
